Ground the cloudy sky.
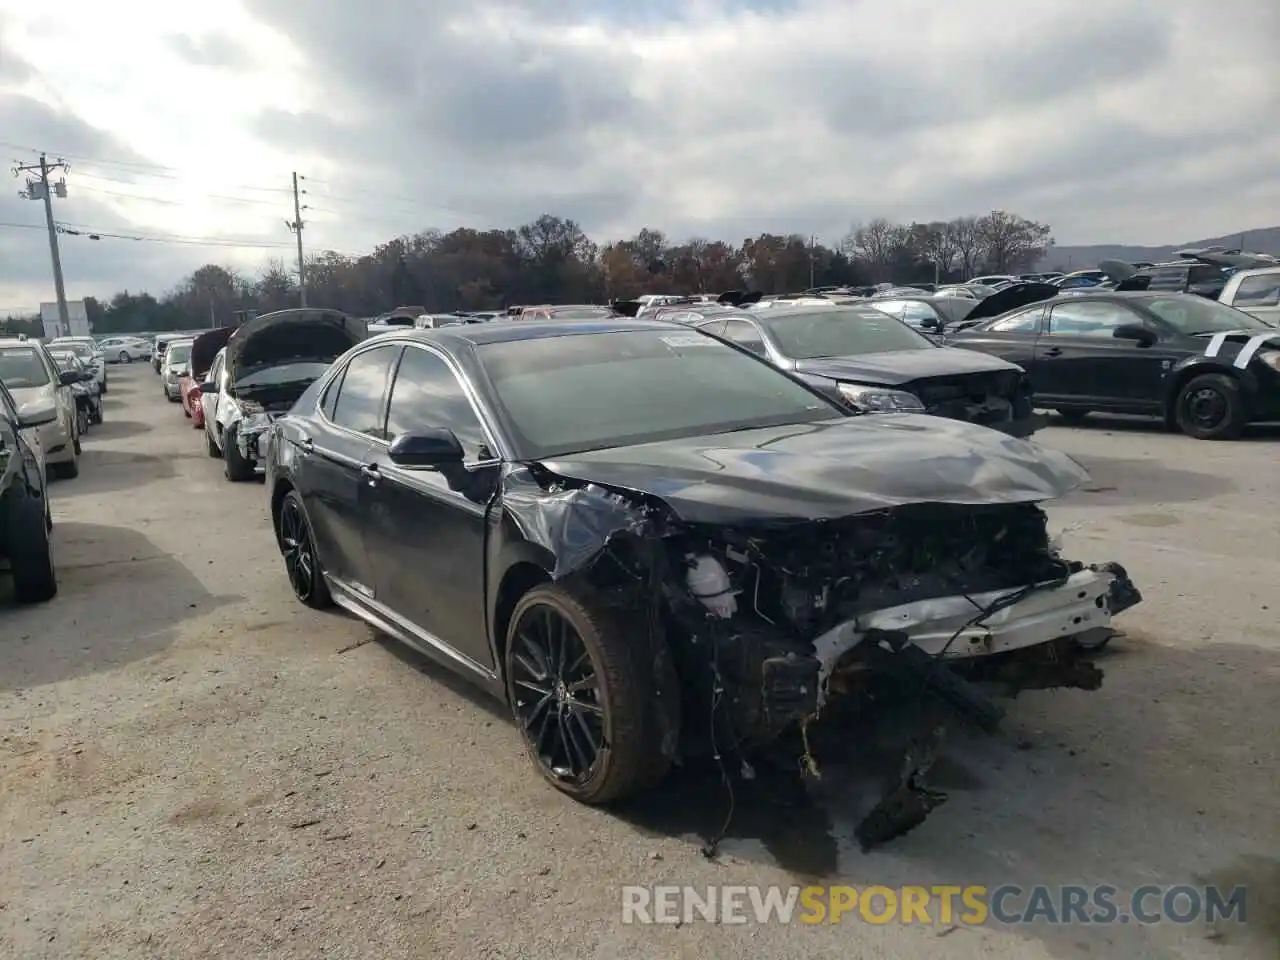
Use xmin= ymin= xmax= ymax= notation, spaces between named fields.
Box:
xmin=1 ymin=0 xmax=1277 ymax=311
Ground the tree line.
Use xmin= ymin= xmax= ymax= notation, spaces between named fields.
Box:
xmin=1 ymin=210 xmax=1053 ymax=335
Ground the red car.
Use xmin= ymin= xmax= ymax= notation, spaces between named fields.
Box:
xmin=184 ymin=325 xmax=237 ymax=428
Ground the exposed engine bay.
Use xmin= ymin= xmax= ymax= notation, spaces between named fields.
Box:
xmin=580 ymin=494 xmax=1142 ymax=850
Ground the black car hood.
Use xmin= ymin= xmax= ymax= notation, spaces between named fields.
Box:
xmin=959 ymin=282 xmax=1060 ymax=324
xmin=190 ymin=325 xmax=236 ymax=378
xmin=226 ymin=308 xmax=366 ymax=382
xmin=794 ymin=347 xmax=1019 ymax=387
xmin=538 ymin=415 xmax=1089 ymax=528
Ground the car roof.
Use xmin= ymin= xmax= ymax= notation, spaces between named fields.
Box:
xmin=0 ymin=337 xmax=38 ymax=347
xmin=386 ymin=317 xmax=683 ymax=347
xmin=1229 ymin=265 xmax=1280 ymax=279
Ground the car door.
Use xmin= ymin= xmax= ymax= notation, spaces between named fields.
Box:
xmin=301 ymin=342 xmax=401 ymax=598
xmin=200 ymin=351 xmax=224 ymax=434
xmin=948 ymin=306 xmax=1044 ymax=370
xmin=1036 ymin=300 xmax=1170 ymax=410
xmin=359 ymin=343 xmax=499 ymax=671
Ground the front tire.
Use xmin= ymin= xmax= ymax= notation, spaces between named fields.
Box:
xmin=505 ymin=585 xmax=670 ymax=804
xmin=223 ymin=424 xmax=255 ymax=481
xmin=1174 ymin=373 xmax=1244 ymax=440
xmin=206 ymin=425 xmax=221 ymax=458
xmin=118 ymin=351 xmax=131 ymax=364
xmin=276 ymin=490 xmax=332 ymax=609
xmin=3 ymin=486 xmax=57 ymax=603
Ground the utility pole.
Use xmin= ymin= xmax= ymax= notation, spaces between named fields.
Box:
xmin=13 ymin=153 xmax=71 ymax=330
xmin=287 ymin=172 xmax=307 ymax=307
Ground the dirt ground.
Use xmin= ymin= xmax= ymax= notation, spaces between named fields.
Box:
xmin=2 ymin=364 xmax=1277 ymax=960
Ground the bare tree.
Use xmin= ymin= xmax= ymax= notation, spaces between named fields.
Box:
xmin=976 ymin=210 xmax=1053 ymax=273
xmin=949 ymin=216 xmax=984 ymax=278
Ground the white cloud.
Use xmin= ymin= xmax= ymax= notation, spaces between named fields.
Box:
xmin=1 ymin=0 xmax=1278 ymax=310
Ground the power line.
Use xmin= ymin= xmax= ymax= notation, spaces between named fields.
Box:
xmin=1 ymin=219 xmax=292 ymax=249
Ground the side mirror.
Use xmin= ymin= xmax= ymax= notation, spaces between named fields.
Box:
xmin=918 ymin=316 xmax=939 ymax=330
xmin=79 ymin=371 xmax=97 ymax=382
xmin=198 ymin=381 xmax=218 ymax=394
xmin=1113 ymin=323 xmax=1156 ymax=346
xmin=58 ymin=370 xmax=81 ymax=386
xmin=17 ymin=399 xmax=58 ymax=428
xmin=387 ymin=428 xmax=464 ymax=469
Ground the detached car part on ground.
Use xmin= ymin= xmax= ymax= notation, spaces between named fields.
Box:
xmin=0 ymin=377 xmax=57 ymax=603
xmin=201 ymin=309 xmax=367 ymax=481
xmin=945 ymin=283 xmax=1280 ymax=440
xmin=649 ymin=301 xmax=1043 ymax=437
xmin=264 ymin=319 xmax=1142 ymax=850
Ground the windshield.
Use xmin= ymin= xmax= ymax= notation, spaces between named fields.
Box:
xmin=166 ymin=343 xmax=193 ymax=364
xmin=1144 ymin=296 xmax=1272 ymax=335
xmin=760 ymin=308 xmax=933 ymax=359
xmin=54 ymin=341 xmax=95 ymax=358
xmin=478 ymin=329 xmax=841 ymax=458
xmin=0 ymin=346 xmax=51 ymax=388
xmin=235 ymin=360 xmax=332 ymax=389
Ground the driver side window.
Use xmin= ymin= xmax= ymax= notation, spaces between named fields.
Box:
xmin=721 ymin=319 xmax=767 ymax=355
xmin=1048 ymin=302 xmax=1143 ymax=337
xmin=385 ymin=346 xmax=490 ymax=459
xmin=986 ymin=307 xmax=1044 ymax=333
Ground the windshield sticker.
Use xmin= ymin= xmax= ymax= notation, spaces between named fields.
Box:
xmin=659 ymin=334 xmax=713 ymax=348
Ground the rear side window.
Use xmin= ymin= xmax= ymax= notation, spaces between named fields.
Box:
xmin=330 ymin=344 xmax=400 ymax=438
xmin=1232 ymin=274 xmax=1280 ymax=305
xmin=985 ymin=307 xmax=1043 ymax=333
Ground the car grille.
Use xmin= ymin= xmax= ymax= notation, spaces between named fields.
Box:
xmin=909 ymin=371 xmax=1023 ymax=425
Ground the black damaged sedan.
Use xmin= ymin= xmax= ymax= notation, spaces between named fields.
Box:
xmin=264 ymin=318 xmax=1141 ymax=847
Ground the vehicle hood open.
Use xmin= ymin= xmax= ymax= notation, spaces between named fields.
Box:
xmin=190 ymin=325 xmax=236 ymax=378
xmin=225 ymin=308 xmax=367 ymax=384
xmin=538 ymin=414 xmax=1088 ymax=527
xmin=794 ymin=347 xmax=1019 ymax=388
xmin=958 ymin=282 xmax=1060 ymax=324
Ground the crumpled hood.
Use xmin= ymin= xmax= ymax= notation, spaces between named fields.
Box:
xmin=226 ymin=308 xmax=367 ymax=383
xmin=795 ymin=347 xmax=1019 ymax=387
xmin=539 ymin=414 xmax=1089 ymax=526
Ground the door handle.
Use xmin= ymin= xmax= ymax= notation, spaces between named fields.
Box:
xmin=360 ymin=463 xmax=380 ymax=485
xmin=1042 ymin=347 xmax=1062 ymax=357
xmin=298 ymin=434 xmax=314 ymax=452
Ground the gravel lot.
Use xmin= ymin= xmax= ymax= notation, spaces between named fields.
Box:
xmin=2 ymin=364 xmax=1277 ymax=960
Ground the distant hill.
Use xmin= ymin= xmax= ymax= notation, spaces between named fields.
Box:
xmin=1036 ymin=225 xmax=1280 ymax=272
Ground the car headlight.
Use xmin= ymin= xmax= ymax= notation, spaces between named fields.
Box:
xmin=240 ymin=412 xmax=274 ymax=434
xmin=836 ymin=383 xmax=926 ymax=413
xmin=1259 ymin=350 xmax=1280 ymax=372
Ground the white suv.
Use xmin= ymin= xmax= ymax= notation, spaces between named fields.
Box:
xmin=0 ymin=338 xmax=81 ymax=478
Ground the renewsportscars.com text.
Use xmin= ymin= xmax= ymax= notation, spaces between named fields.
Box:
xmin=621 ymin=884 xmax=1247 ymax=926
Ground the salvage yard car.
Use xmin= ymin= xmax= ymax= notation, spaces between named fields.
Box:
xmin=182 ymin=326 xmax=237 ymax=428
xmin=652 ymin=301 xmax=1042 ymax=436
xmin=263 ymin=317 xmax=1141 ymax=848
xmin=1218 ymin=265 xmax=1280 ymax=326
xmin=200 ymin=308 xmax=367 ymax=481
xmin=945 ymin=283 xmax=1280 ymax=439
xmin=0 ymin=377 xmax=57 ymax=603
xmin=48 ymin=350 xmax=104 ymax=436
xmin=0 ymin=338 xmax=82 ymax=478
xmin=48 ymin=337 xmax=107 ymax=394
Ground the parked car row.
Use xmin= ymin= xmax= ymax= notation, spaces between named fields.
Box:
xmin=148 ymin=306 xmax=1144 ymax=849
xmin=0 ymin=335 xmax=107 ymax=603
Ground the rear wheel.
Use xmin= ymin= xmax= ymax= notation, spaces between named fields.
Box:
xmin=4 ymin=486 xmax=57 ymax=603
xmin=1174 ymin=373 xmax=1244 ymax=440
xmin=76 ymin=406 xmax=90 ymax=437
xmin=277 ymin=490 xmax=332 ymax=608
xmin=505 ymin=585 xmax=670 ymax=804
xmin=118 ymin=351 xmax=131 ymax=364
xmin=54 ymin=454 xmax=79 ymax=480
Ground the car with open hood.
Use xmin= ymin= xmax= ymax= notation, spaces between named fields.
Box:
xmin=652 ymin=301 xmax=1042 ymax=436
xmin=263 ymin=317 xmax=1141 ymax=849
xmin=199 ymin=308 xmax=367 ymax=480
xmin=944 ymin=284 xmax=1280 ymax=439
xmin=1099 ymin=250 xmax=1277 ymax=301
xmin=181 ymin=326 xmax=237 ymax=428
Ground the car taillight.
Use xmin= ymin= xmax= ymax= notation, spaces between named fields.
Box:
xmin=190 ymin=389 xmax=202 ymax=401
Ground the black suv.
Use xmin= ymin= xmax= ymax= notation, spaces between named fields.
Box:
xmin=0 ymin=378 xmax=57 ymax=602
xmin=1104 ymin=249 xmax=1277 ymax=300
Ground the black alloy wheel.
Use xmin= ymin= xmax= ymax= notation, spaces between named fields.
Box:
xmin=277 ymin=490 xmax=331 ymax=608
xmin=1175 ymin=373 xmax=1244 ymax=441
xmin=504 ymin=585 xmax=670 ymax=804
xmin=510 ymin=604 xmax=607 ymax=787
